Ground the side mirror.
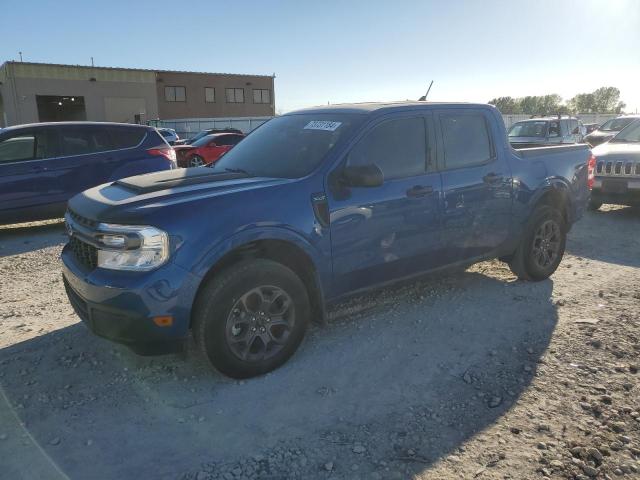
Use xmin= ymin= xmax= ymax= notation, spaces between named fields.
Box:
xmin=342 ymin=165 xmax=383 ymax=187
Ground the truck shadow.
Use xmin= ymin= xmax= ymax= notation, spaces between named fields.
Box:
xmin=0 ymin=269 xmax=557 ymax=479
xmin=0 ymin=220 xmax=66 ymax=257
xmin=565 ymin=206 xmax=640 ymax=268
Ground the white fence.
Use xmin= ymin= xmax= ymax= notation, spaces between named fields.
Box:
xmin=151 ymin=113 xmax=620 ymax=138
xmin=149 ymin=116 xmax=272 ymax=138
xmin=501 ymin=113 xmax=618 ymax=128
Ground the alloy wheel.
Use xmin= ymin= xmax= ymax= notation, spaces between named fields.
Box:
xmin=225 ymin=285 xmax=295 ymax=362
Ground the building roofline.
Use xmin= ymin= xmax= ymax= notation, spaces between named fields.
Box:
xmin=0 ymin=60 xmax=275 ymax=79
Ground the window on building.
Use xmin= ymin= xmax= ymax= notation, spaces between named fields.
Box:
xmin=253 ymin=89 xmax=271 ymax=104
xmin=165 ymin=86 xmax=186 ymax=102
xmin=205 ymin=87 xmax=216 ymax=103
xmin=440 ymin=113 xmax=492 ymax=169
xmin=226 ymin=88 xmax=245 ymax=103
xmin=347 ymin=117 xmax=427 ymax=180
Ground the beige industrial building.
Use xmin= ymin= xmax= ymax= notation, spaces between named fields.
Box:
xmin=0 ymin=61 xmax=275 ymax=127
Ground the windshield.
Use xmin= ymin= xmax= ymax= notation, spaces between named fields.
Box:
xmin=599 ymin=117 xmax=636 ymax=132
xmin=610 ymin=120 xmax=640 ymax=143
xmin=212 ymin=113 xmax=364 ymax=178
xmin=188 ymin=131 xmax=208 ymax=143
xmin=508 ymin=121 xmax=548 ymax=138
xmin=191 ymin=135 xmax=215 ymax=147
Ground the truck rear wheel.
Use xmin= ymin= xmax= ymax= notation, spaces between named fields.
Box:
xmin=508 ymin=206 xmax=566 ymax=281
xmin=193 ymin=259 xmax=310 ymax=378
xmin=587 ymin=198 xmax=602 ymax=211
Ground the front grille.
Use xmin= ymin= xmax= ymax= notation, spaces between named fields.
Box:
xmin=70 ymin=236 xmax=98 ymax=270
xmin=67 ymin=209 xmax=98 ymax=228
xmin=599 ymin=160 xmax=640 ymax=177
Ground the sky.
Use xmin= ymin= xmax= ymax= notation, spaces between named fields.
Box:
xmin=1 ymin=0 xmax=639 ymax=113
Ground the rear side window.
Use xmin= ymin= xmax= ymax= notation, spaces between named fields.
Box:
xmin=61 ymin=127 xmax=108 ymax=155
xmin=0 ymin=129 xmax=59 ymax=163
xmin=440 ymin=114 xmax=492 ymax=169
xmin=216 ymin=135 xmax=243 ymax=146
xmin=347 ymin=117 xmax=427 ymax=180
xmin=108 ymin=127 xmax=146 ymax=149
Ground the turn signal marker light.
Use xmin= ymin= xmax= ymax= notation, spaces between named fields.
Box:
xmin=153 ymin=316 xmax=173 ymax=327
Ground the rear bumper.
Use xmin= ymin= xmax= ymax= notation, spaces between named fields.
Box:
xmin=61 ymin=244 xmax=202 ymax=355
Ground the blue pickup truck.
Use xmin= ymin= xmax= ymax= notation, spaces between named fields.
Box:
xmin=62 ymin=102 xmax=593 ymax=378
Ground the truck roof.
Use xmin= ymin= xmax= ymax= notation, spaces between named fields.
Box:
xmin=514 ymin=117 xmax=578 ymax=123
xmin=1 ymin=121 xmax=151 ymax=132
xmin=288 ymin=101 xmax=495 ymax=115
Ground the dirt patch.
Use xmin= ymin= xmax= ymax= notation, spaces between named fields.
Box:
xmin=0 ymin=206 xmax=638 ymax=479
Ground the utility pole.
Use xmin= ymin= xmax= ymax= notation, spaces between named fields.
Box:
xmin=18 ymin=51 xmax=23 ymax=62
xmin=91 ymin=57 xmax=94 ymax=67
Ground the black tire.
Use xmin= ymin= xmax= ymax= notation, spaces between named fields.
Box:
xmin=587 ymin=198 xmax=602 ymax=211
xmin=193 ymin=259 xmax=310 ymax=378
xmin=508 ymin=206 xmax=567 ymax=281
xmin=189 ymin=155 xmax=205 ymax=167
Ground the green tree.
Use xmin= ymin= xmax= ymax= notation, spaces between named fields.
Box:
xmin=592 ymin=87 xmax=626 ymax=113
xmin=568 ymin=93 xmax=596 ymax=113
xmin=488 ymin=96 xmax=522 ymax=114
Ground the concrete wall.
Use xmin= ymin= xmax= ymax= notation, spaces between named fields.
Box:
xmin=156 ymin=71 xmax=275 ymax=120
xmin=0 ymin=62 xmax=158 ymax=125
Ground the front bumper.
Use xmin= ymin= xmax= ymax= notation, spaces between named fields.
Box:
xmin=61 ymin=244 xmax=202 ymax=355
xmin=592 ymin=177 xmax=640 ymax=206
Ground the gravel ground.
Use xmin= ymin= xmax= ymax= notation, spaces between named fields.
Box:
xmin=0 ymin=206 xmax=639 ymax=480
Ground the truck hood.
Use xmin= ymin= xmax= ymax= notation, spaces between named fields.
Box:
xmin=592 ymin=142 xmax=640 ymax=162
xmin=68 ymin=167 xmax=292 ymax=223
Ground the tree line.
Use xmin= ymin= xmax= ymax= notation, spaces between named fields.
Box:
xmin=489 ymin=87 xmax=626 ymax=115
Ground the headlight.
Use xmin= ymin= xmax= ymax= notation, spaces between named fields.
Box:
xmin=95 ymin=224 xmax=169 ymax=271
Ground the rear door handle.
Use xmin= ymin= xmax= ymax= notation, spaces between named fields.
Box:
xmin=30 ymin=165 xmax=46 ymax=173
xmin=406 ymin=185 xmax=434 ymax=198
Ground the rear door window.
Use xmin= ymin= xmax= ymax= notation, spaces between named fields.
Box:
xmin=439 ymin=113 xmax=492 ymax=169
xmin=347 ymin=116 xmax=427 ymax=180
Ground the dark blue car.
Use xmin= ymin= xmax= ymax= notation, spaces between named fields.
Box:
xmin=0 ymin=122 xmax=176 ymax=224
xmin=62 ymin=102 xmax=592 ymax=378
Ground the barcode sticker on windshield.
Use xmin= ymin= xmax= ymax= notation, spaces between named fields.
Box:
xmin=304 ymin=121 xmax=342 ymax=131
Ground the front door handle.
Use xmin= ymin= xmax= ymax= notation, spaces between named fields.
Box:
xmin=483 ymin=172 xmax=502 ymax=184
xmin=406 ymin=185 xmax=434 ymax=198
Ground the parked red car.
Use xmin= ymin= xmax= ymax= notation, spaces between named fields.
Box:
xmin=174 ymin=133 xmax=245 ymax=167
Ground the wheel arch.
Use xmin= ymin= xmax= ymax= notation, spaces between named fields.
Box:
xmin=530 ymin=181 xmax=572 ymax=226
xmin=190 ymin=231 xmax=328 ymax=327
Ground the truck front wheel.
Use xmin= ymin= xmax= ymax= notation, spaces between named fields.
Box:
xmin=193 ymin=259 xmax=310 ymax=378
xmin=507 ymin=206 xmax=567 ymax=281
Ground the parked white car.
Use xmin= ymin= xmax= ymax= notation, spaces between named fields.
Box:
xmin=157 ymin=128 xmax=179 ymax=145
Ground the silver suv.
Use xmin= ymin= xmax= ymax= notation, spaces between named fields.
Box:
xmin=508 ymin=116 xmax=586 ymax=149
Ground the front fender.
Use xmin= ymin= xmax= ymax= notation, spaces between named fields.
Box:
xmin=187 ymin=226 xmax=331 ymax=309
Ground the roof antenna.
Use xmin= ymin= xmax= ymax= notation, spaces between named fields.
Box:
xmin=418 ymin=80 xmax=434 ymax=101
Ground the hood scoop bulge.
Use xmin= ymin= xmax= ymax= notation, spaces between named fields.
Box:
xmin=114 ymin=168 xmax=248 ymax=194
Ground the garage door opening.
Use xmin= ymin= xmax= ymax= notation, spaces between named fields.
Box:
xmin=36 ymin=95 xmax=86 ymax=122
